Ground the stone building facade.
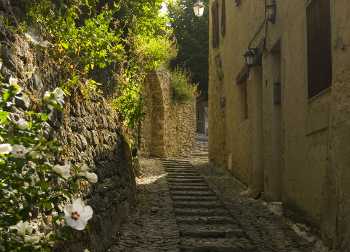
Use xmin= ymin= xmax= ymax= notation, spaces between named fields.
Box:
xmin=208 ymin=0 xmax=350 ymax=250
xmin=140 ymin=70 xmax=196 ymax=158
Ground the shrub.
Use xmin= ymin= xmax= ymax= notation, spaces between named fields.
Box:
xmin=170 ymin=68 xmax=197 ymax=103
xmin=0 ymin=77 xmax=97 ymax=251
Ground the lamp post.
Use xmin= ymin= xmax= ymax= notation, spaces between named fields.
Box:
xmin=266 ymin=0 xmax=277 ymax=24
xmin=193 ymin=0 xmax=205 ymax=17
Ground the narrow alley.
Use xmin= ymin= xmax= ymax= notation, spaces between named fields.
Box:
xmin=109 ymin=136 xmax=325 ymax=252
xmin=1 ymin=1 xmax=350 ymax=251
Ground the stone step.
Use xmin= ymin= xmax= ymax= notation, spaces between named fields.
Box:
xmin=172 ymin=195 xmax=218 ymax=201
xmin=167 ymin=173 xmax=202 ymax=179
xmin=167 ymin=178 xmax=205 ymax=183
xmin=168 ymin=182 xmax=208 ymax=187
xmin=176 ymin=216 xmax=236 ymax=225
xmin=165 ymin=168 xmax=195 ymax=171
xmin=173 ymin=201 xmax=221 ymax=209
xmin=174 ymin=208 xmax=229 ymax=217
xmin=165 ymin=169 xmax=198 ymax=175
xmin=162 ymin=162 xmax=192 ymax=166
xmin=171 ymin=191 xmax=216 ymax=197
xmin=169 ymin=185 xmax=210 ymax=191
xmin=163 ymin=163 xmax=193 ymax=166
xmin=179 ymin=224 xmax=245 ymax=239
xmin=165 ymin=167 xmax=197 ymax=170
xmin=179 ymin=237 xmax=255 ymax=252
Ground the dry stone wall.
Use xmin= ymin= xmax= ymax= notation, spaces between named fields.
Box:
xmin=0 ymin=32 xmax=136 ymax=251
xmin=55 ymin=92 xmax=136 ymax=252
xmin=140 ymin=70 xmax=196 ymax=158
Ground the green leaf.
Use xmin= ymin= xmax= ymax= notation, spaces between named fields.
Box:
xmin=0 ymin=111 xmax=9 ymax=124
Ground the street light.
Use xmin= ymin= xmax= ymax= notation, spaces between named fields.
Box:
xmin=244 ymin=48 xmax=260 ymax=67
xmin=193 ymin=0 xmax=205 ymax=17
xmin=266 ymin=0 xmax=277 ymax=24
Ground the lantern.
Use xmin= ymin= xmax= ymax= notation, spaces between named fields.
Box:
xmin=193 ymin=0 xmax=205 ymax=17
xmin=244 ymin=48 xmax=259 ymax=67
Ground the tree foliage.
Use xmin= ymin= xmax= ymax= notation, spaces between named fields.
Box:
xmin=167 ymin=0 xmax=209 ymax=96
xmin=22 ymin=0 xmax=172 ymax=129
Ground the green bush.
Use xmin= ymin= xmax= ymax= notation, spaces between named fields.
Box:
xmin=170 ymin=68 xmax=197 ymax=103
xmin=0 ymin=77 xmax=98 ymax=251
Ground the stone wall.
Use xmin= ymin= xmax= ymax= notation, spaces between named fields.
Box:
xmin=56 ymin=92 xmax=136 ymax=252
xmin=140 ymin=70 xmax=196 ymax=158
xmin=0 ymin=30 xmax=136 ymax=251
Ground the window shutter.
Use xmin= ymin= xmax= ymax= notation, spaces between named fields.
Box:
xmin=307 ymin=0 xmax=332 ymax=97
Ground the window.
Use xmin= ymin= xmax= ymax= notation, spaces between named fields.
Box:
xmin=307 ymin=0 xmax=332 ymax=97
xmin=221 ymin=0 xmax=226 ymax=37
xmin=211 ymin=1 xmax=220 ymax=48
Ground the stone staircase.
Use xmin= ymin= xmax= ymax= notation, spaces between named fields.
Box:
xmin=191 ymin=134 xmax=209 ymax=162
xmin=162 ymin=159 xmax=255 ymax=252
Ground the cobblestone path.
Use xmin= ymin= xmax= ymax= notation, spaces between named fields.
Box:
xmin=109 ymin=135 xmax=327 ymax=252
xmin=163 ymin=159 xmax=255 ymax=251
xmin=108 ymin=159 xmax=180 ymax=252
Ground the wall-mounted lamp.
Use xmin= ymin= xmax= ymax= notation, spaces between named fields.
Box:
xmin=266 ymin=0 xmax=277 ymax=24
xmin=193 ymin=0 xmax=205 ymax=17
xmin=244 ymin=48 xmax=260 ymax=67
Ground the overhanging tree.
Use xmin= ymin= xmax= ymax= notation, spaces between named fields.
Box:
xmin=167 ymin=0 xmax=209 ymax=97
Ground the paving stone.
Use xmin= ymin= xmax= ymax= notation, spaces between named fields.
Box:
xmin=109 ymin=136 xmax=321 ymax=252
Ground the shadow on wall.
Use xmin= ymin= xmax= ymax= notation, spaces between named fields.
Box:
xmin=54 ymin=113 xmax=137 ymax=252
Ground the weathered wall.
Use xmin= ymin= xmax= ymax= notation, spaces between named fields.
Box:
xmin=209 ymin=0 xmax=265 ymax=184
xmin=140 ymin=70 xmax=196 ymax=158
xmin=323 ymin=1 xmax=350 ymax=249
xmin=0 ymin=31 xmax=136 ymax=251
xmin=209 ymin=0 xmax=350 ymax=249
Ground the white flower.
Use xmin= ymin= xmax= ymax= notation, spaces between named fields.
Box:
xmin=44 ymin=87 xmax=65 ymax=110
xmin=53 ymin=162 xmax=71 ymax=179
xmin=64 ymin=198 xmax=93 ymax=230
xmin=82 ymin=172 xmax=98 ymax=184
xmin=0 ymin=144 xmax=12 ymax=154
xmin=11 ymin=145 xmax=30 ymax=158
xmin=9 ymin=76 xmax=18 ymax=86
xmin=15 ymin=118 xmax=29 ymax=130
xmin=80 ymin=164 xmax=90 ymax=172
xmin=0 ymin=60 xmax=3 ymax=70
xmin=10 ymin=221 xmax=33 ymax=236
xmin=79 ymin=164 xmax=98 ymax=183
xmin=24 ymin=233 xmax=42 ymax=244
xmin=53 ymin=87 xmax=65 ymax=105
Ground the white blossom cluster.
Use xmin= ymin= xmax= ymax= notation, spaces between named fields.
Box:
xmin=0 ymin=76 xmax=98 ymax=250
